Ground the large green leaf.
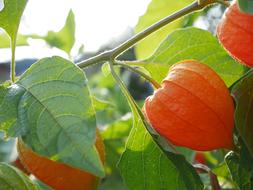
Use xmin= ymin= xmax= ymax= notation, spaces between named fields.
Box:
xmin=131 ymin=27 xmax=244 ymax=86
xmin=0 ymin=162 xmax=40 ymax=190
xmin=225 ymin=143 xmax=253 ymax=190
xmin=238 ymin=0 xmax=253 ymax=13
xmin=111 ymin=68 xmax=203 ymax=190
xmin=0 ymin=0 xmax=27 ymax=40
xmin=135 ymin=0 xmax=194 ymax=59
xmin=231 ymin=69 xmax=253 ymax=158
xmin=0 ymin=56 xmax=104 ymax=177
xmin=118 ymin=114 xmax=203 ymax=190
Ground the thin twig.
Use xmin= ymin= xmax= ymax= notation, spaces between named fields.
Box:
xmin=114 ymin=61 xmax=161 ymax=89
xmin=78 ymin=0 xmax=217 ymax=69
xmin=215 ymin=0 xmax=230 ymax=7
xmin=111 ymin=1 xmax=201 ymax=59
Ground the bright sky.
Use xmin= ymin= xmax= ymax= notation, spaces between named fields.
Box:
xmin=0 ymin=0 xmax=151 ymax=61
xmin=21 ymin=0 xmax=151 ymax=51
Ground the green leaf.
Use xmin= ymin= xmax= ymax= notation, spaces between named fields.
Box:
xmin=45 ymin=10 xmax=75 ymax=54
xmin=237 ymin=0 xmax=253 ymax=13
xmin=101 ymin=62 xmax=111 ymax=77
xmin=231 ymin=69 xmax=253 ymax=158
xmin=102 ymin=113 xmax=132 ymax=140
xmin=98 ymin=115 xmax=132 ymax=190
xmin=110 ymin=66 xmax=203 ymax=190
xmin=102 ymin=114 xmax=132 ymax=173
xmin=92 ymin=96 xmax=114 ymax=111
xmin=98 ymin=172 xmax=128 ymax=190
xmin=30 ymin=10 xmax=75 ymax=55
xmin=135 ymin=0 xmax=194 ymax=59
xmin=34 ymin=180 xmax=52 ymax=190
xmin=0 ymin=81 xmax=23 ymax=133
xmin=225 ymin=144 xmax=253 ymax=190
xmin=1 ymin=56 xmax=104 ymax=177
xmin=119 ymin=115 xmax=203 ymax=190
xmin=132 ymin=27 xmax=244 ymax=86
xmin=212 ymin=162 xmax=230 ymax=179
xmin=0 ymin=33 xmax=28 ymax=48
xmin=0 ymin=0 xmax=27 ymax=40
xmin=0 ymin=162 xmax=40 ymax=190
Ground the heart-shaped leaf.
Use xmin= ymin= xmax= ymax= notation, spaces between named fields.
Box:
xmin=0 ymin=56 xmax=104 ymax=177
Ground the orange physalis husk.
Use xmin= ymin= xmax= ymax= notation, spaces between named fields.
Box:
xmin=217 ymin=2 xmax=253 ymax=67
xmin=143 ymin=60 xmax=235 ymax=151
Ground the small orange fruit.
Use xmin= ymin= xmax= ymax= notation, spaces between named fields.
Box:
xmin=143 ymin=60 xmax=234 ymax=151
xmin=18 ymin=133 xmax=105 ymax=190
xmin=217 ymin=2 xmax=253 ymax=67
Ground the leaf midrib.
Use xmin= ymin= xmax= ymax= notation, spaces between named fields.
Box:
xmin=16 ymin=82 xmax=97 ymax=170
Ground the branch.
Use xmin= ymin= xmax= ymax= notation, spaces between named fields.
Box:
xmin=111 ymin=1 xmax=201 ymax=59
xmin=77 ymin=50 xmax=113 ymax=68
xmin=77 ymin=0 xmax=218 ymax=69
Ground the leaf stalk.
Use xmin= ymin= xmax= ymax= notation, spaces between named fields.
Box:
xmin=10 ymin=39 xmax=16 ymax=83
xmin=114 ymin=61 xmax=161 ymax=89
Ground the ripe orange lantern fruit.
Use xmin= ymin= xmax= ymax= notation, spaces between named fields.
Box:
xmin=143 ymin=60 xmax=234 ymax=151
xmin=17 ymin=133 xmax=105 ymax=190
xmin=217 ymin=2 xmax=253 ymax=67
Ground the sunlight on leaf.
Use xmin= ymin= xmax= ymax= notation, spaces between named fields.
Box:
xmin=0 ymin=0 xmax=27 ymax=40
xmin=28 ymin=10 xmax=75 ymax=55
xmin=0 ymin=56 xmax=104 ymax=177
xmin=131 ymin=27 xmax=244 ymax=87
xmin=135 ymin=0 xmax=194 ymax=59
xmin=0 ymin=33 xmax=28 ymax=48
